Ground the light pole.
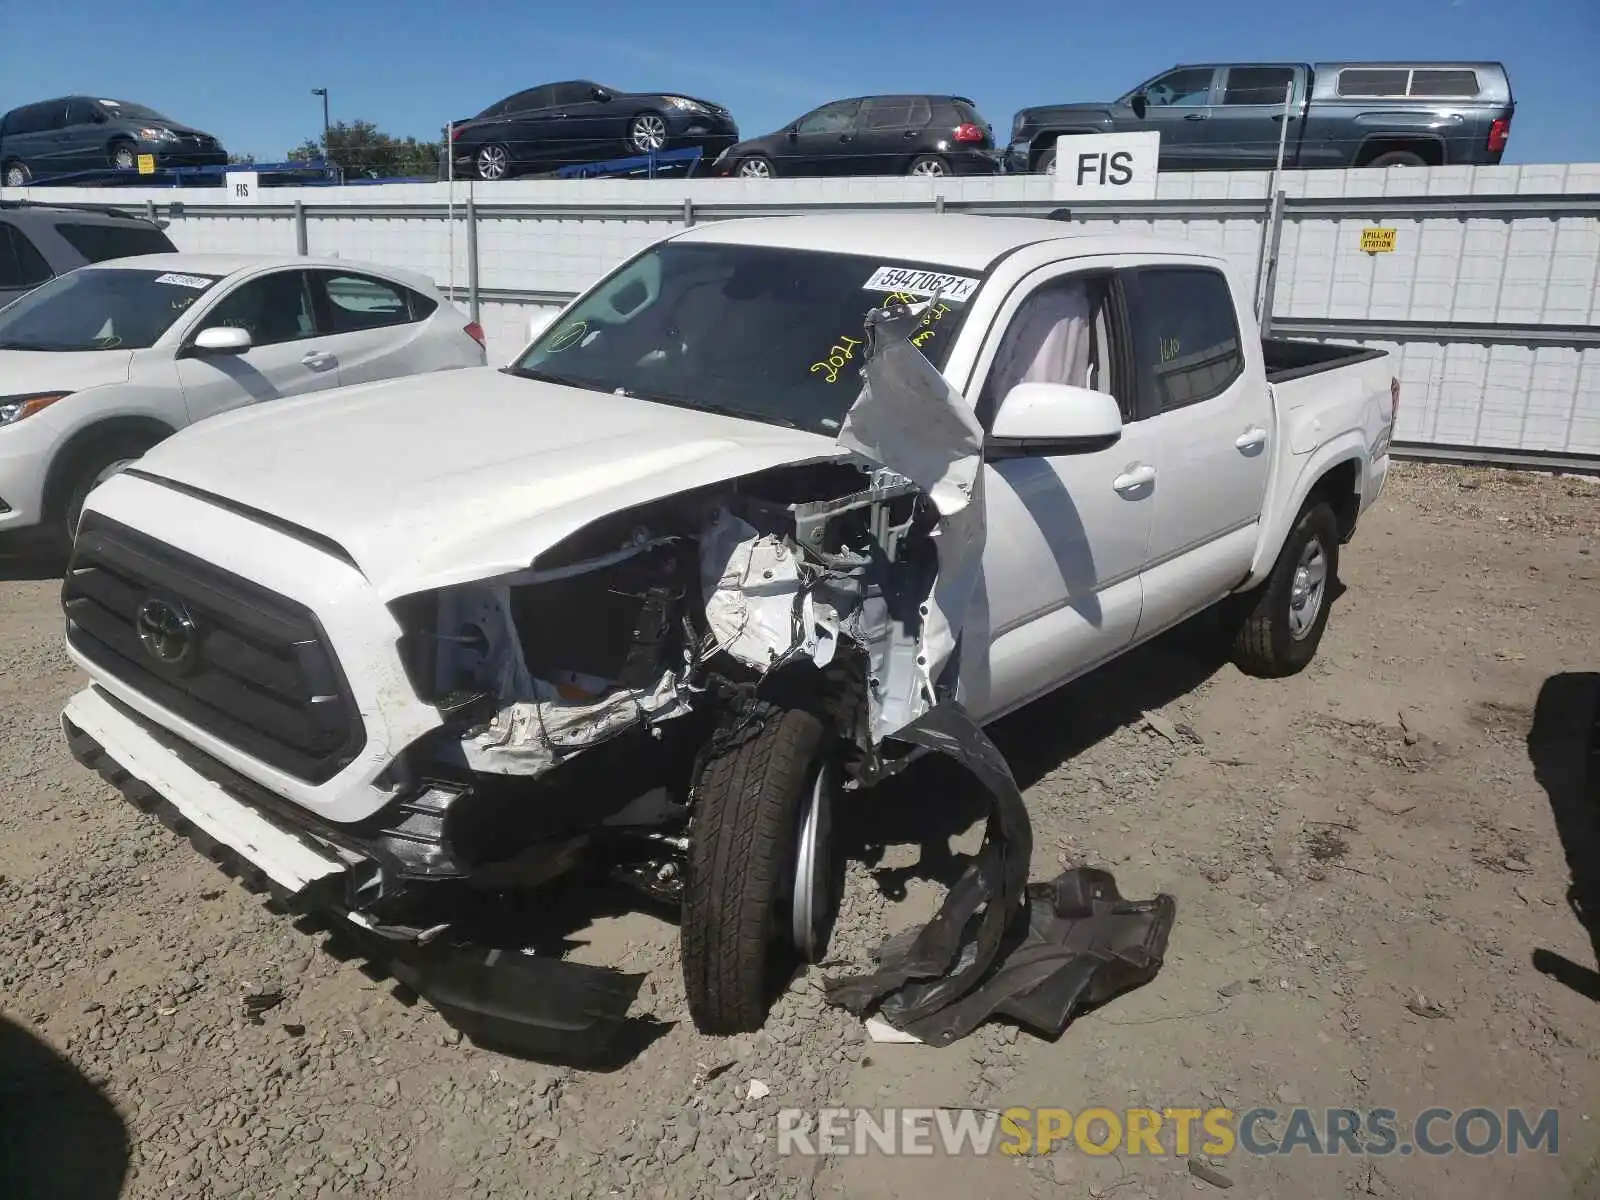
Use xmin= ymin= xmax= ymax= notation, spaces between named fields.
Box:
xmin=311 ymin=88 xmax=330 ymax=157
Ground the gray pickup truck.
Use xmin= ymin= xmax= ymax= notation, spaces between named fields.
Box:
xmin=1006 ymin=61 xmax=1514 ymax=174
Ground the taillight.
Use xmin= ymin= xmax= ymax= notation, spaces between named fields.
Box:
xmin=1390 ymin=376 xmax=1401 ymax=422
xmin=953 ymin=123 xmax=985 ymax=144
xmin=465 ymin=322 xmax=485 ymax=348
xmin=1487 ymin=117 xmax=1510 ymax=153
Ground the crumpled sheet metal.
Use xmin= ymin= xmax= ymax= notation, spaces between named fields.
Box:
xmin=834 ymin=301 xmax=987 ymax=740
xmin=821 ymin=703 xmax=1177 ymax=1046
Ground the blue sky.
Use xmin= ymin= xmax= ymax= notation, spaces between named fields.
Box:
xmin=5 ymin=0 xmax=1597 ymax=166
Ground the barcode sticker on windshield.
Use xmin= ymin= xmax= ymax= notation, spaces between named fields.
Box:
xmin=862 ymin=266 xmax=979 ymax=302
xmin=153 ymin=273 xmax=214 ymax=289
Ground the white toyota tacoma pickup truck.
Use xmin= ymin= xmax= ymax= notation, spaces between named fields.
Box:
xmin=60 ymin=214 xmax=1396 ymax=1041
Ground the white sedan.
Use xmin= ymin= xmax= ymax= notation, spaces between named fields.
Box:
xmin=0 ymin=252 xmax=487 ymax=551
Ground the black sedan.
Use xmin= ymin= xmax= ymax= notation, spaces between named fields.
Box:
xmin=710 ymin=95 xmax=1001 ymax=179
xmin=449 ymin=80 xmax=738 ymax=180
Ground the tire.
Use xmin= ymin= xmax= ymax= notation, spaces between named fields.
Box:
xmin=682 ymin=706 xmax=840 ymax=1034
xmin=3 ymin=160 xmax=30 ymax=187
xmin=475 ymin=143 xmax=511 ymax=181
xmin=1366 ymin=150 xmax=1427 ymax=168
xmin=109 ymin=140 xmax=137 ymax=171
xmin=1035 ymin=147 xmax=1056 ymax=175
xmin=908 ymin=154 xmax=948 ymax=177
xmin=1229 ymin=501 xmax=1340 ymax=678
xmin=736 ymin=155 xmax=774 ymax=179
xmin=52 ymin=432 xmax=159 ymax=557
xmin=628 ymin=112 xmax=669 ymax=155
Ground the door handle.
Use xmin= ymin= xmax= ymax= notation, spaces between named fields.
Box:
xmin=1235 ymin=426 xmax=1268 ymax=451
xmin=838 ymin=134 xmax=852 ymax=142
xmin=1271 ymin=113 xmax=1294 ymax=121
xmin=902 ymin=129 xmax=917 ymax=138
xmin=1184 ymin=112 xmax=1208 ymax=121
xmin=301 ymin=351 xmax=336 ymax=370
xmin=1113 ymin=464 xmax=1157 ymax=493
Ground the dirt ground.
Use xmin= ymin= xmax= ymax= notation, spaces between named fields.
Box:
xmin=1 ymin=461 xmax=1597 ymax=1200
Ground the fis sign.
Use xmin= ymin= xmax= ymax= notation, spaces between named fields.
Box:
xmin=1052 ymin=132 xmax=1160 ymax=202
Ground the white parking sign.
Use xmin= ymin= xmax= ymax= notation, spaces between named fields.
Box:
xmin=227 ymin=171 xmax=259 ymax=204
xmin=1052 ymin=132 xmax=1160 ymax=202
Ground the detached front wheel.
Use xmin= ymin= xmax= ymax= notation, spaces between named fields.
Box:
xmin=1229 ymin=501 xmax=1340 ymax=678
xmin=682 ymin=706 xmax=843 ymax=1035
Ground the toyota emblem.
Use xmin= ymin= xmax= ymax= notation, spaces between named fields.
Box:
xmin=136 ymin=597 xmax=198 ymax=669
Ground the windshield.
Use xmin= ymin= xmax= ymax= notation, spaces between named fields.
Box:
xmin=508 ymin=242 xmax=981 ymax=435
xmin=0 ymin=268 xmax=221 ymax=352
xmin=98 ymin=100 xmax=174 ymax=124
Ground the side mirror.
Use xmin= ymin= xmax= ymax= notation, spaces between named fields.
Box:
xmin=90 ymin=110 xmax=109 ymax=124
xmin=1129 ymin=93 xmax=1148 ymax=118
xmin=191 ymin=326 xmax=252 ymax=355
xmin=526 ymin=310 xmax=557 ymax=343
xmin=593 ymin=87 xmax=612 ymax=102
xmin=786 ymin=126 xmax=799 ymax=141
xmin=988 ymin=382 xmax=1123 ymax=456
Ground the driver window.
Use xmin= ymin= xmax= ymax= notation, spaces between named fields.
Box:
xmin=1142 ymin=68 xmax=1215 ymax=107
xmin=979 ymin=274 xmax=1120 ymax=426
xmin=797 ymin=101 xmax=859 ymax=135
xmin=200 ymin=272 xmax=315 ymax=347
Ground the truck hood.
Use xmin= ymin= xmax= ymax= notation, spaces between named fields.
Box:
xmin=0 ymin=349 xmax=134 ymax=395
xmin=130 ymin=367 xmax=840 ymax=599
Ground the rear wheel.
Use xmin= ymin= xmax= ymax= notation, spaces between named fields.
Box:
xmin=1366 ymin=150 xmax=1427 ymax=168
xmin=1229 ymin=501 xmax=1340 ymax=678
xmin=908 ymin=154 xmax=948 ymax=177
xmin=3 ymin=160 xmax=30 ymax=187
xmin=682 ymin=707 xmax=843 ymax=1034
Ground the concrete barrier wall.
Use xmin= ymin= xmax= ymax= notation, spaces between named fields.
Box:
xmin=17 ymin=161 xmax=1600 ymax=464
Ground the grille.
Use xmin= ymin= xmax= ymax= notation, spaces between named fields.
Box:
xmin=63 ymin=514 xmax=367 ymax=785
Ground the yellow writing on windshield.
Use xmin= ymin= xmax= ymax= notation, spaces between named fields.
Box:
xmin=810 ymin=335 xmax=863 ymax=384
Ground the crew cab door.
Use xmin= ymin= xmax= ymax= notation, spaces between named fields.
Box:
xmin=174 ymin=269 xmax=340 ymax=423
xmin=956 ymin=264 xmax=1157 ymax=722
xmin=1121 ymin=264 xmax=1271 ymax=642
xmin=1118 ymin=66 xmax=1220 ymax=169
xmin=1212 ymin=65 xmax=1306 ymax=168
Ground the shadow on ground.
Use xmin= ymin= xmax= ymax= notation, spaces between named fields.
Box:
xmin=1528 ymin=671 xmax=1600 ymax=1003
xmin=0 ymin=540 xmax=63 ymax=583
xmin=0 ymin=1015 xmax=130 ymax=1199
xmin=841 ymin=610 xmax=1233 ymax=897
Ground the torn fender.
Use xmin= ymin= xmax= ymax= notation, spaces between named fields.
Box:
xmin=834 ymin=300 xmax=987 ymax=740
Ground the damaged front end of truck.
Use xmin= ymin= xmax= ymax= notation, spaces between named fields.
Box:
xmin=349 ymin=299 xmax=979 ymax=908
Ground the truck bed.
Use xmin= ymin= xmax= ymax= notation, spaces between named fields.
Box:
xmin=1263 ymin=337 xmax=1387 ymax=385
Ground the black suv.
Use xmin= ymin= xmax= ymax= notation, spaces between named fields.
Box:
xmin=1 ymin=96 xmax=227 ymax=186
xmin=449 ymin=81 xmax=739 ymax=180
xmin=0 ymin=201 xmax=177 ymax=307
xmin=713 ymin=95 xmax=1000 ymax=179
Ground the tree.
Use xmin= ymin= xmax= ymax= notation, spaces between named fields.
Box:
xmin=288 ymin=120 xmax=442 ymax=180
xmin=226 ymin=152 xmax=256 ymax=165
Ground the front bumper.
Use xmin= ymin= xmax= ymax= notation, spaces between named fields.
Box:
xmin=64 ymin=684 xmax=352 ymax=903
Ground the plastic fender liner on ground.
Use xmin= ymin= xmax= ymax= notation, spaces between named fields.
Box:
xmin=822 ymin=702 xmax=1177 ymax=1046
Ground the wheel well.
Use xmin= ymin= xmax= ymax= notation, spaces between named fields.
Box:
xmin=43 ymin=417 xmax=175 ymax=517
xmin=1355 ymin=137 xmax=1443 ymax=167
xmin=1306 ymin=459 xmax=1361 ymax=543
xmin=1028 ymin=130 xmax=1096 ymax=167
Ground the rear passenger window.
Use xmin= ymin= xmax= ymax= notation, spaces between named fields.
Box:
xmin=1409 ymin=69 xmax=1479 ymax=97
xmin=318 ymin=272 xmax=417 ymax=332
xmin=859 ymin=99 xmax=916 ymax=130
xmin=1223 ymin=67 xmax=1297 ymax=106
xmin=1126 ymin=268 xmax=1243 ymax=413
xmin=0 ymin=223 xmax=54 ymax=288
xmin=54 ymin=222 xmax=176 ymax=262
